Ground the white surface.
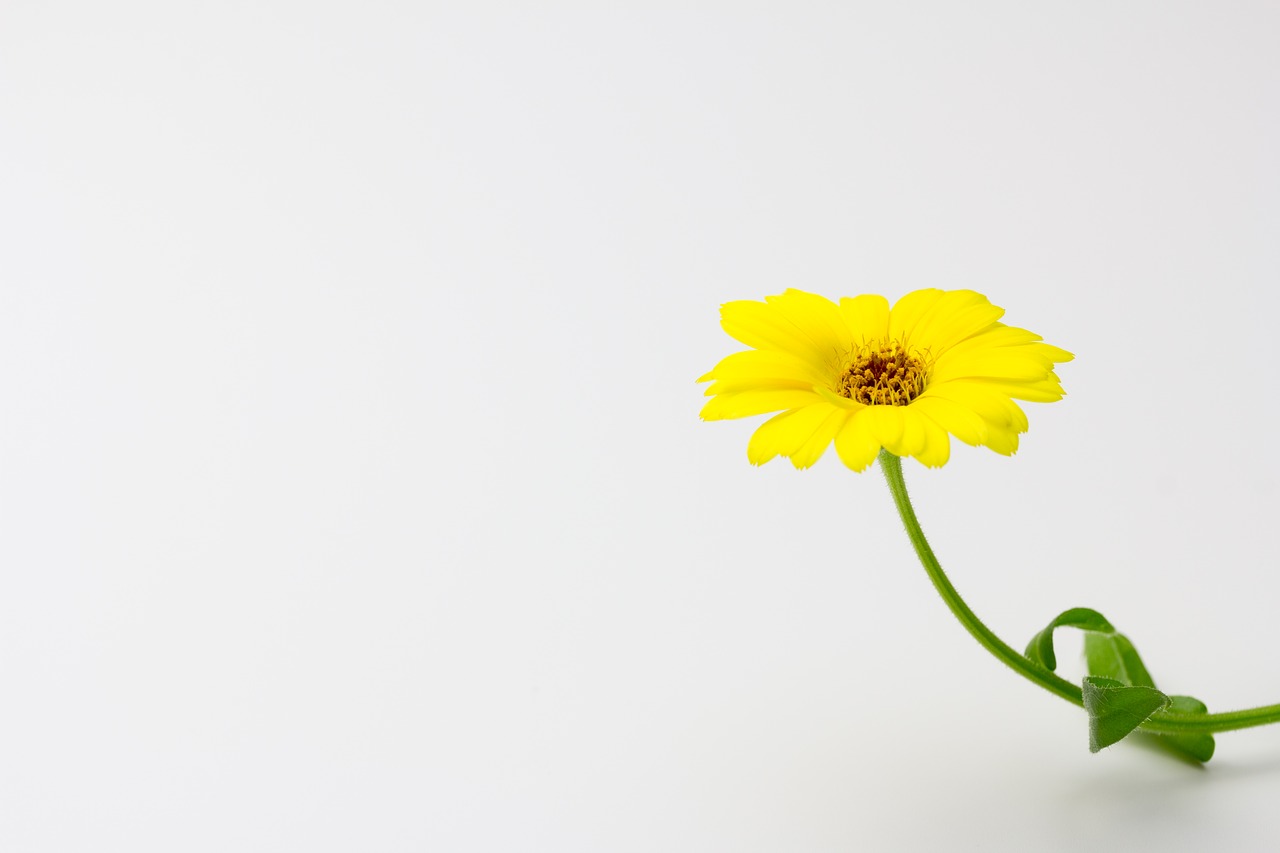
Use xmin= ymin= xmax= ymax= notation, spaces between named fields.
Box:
xmin=3 ymin=2 xmax=1280 ymax=850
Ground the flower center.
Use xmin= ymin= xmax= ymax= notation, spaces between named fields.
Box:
xmin=836 ymin=342 xmax=927 ymax=406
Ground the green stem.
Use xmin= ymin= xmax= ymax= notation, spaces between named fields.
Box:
xmin=878 ymin=450 xmax=1280 ymax=736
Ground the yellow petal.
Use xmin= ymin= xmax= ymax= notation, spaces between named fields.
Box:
xmin=924 ymin=381 xmax=1029 ymax=432
xmin=790 ymin=408 xmax=852 ymax=469
xmin=745 ymin=410 xmax=795 ymax=465
xmin=905 ymin=290 xmax=1005 ymax=356
xmin=702 ymin=376 xmax=814 ymax=397
xmin=888 ymin=289 xmax=944 ymax=348
xmin=983 ymin=425 xmax=1020 ymax=456
xmin=698 ymin=348 xmax=827 ymax=386
xmin=745 ymin=403 xmax=845 ymax=466
xmin=864 ymin=405 xmax=905 ymax=452
xmin=946 ymin=325 xmax=1073 ymax=363
xmin=747 ymin=406 xmax=819 ymax=464
xmin=814 ymin=385 xmax=869 ymax=411
xmin=719 ymin=300 xmax=828 ymax=369
xmin=944 ymin=324 xmax=1038 ymax=354
xmin=894 ymin=407 xmax=929 ymax=458
xmin=922 ymin=384 xmax=1024 ymax=455
xmin=700 ymin=389 xmax=823 ymax=420
xmin=930 ymin=349 xmax=1059 ymax=384
xmin=838 ymin=294 xmax=890 ymax=345
xmin=912 ymin=411 xmax=952 ymax=468
xmin=764 ymin=290 xmax=853 ymax=365
xmin=908 ymin=396 xmax=987 ymax=446
xmin=1027 ymin=343 xmax=1074 ymax=363
xmin=972 ymin=378 xmax=1065 ymax=403
xmin=834 ymin=411 xmax=881 ymax=471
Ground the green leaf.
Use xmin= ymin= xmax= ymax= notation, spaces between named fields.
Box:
xmin=1084 ymin=631 xmax=1156 ymax=688
xmin=1024 ymin=608 xmax=1115 ymax=671
xmin=1030 ymin=608 xmax=1214 ymax=760
xmin=1082 ymin=676 xmax=1171 ymax=753
xmin=1145 ymin=695 xmax=1215 ymax=763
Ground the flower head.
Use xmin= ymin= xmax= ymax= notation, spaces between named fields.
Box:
xmin=699 ymin=289 xmax=1072 ymax=470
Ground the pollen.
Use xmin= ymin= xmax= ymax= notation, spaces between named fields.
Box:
xmin=837 ymin=341 xmax=928 ymax=406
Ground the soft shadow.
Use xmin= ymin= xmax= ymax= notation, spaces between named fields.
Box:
xmin=1110 ymin=733 xmax=1280 ymax=779
xmin=1065 ymin=733 xmax=1280 ymax=805
xmin=1128 ymin=733 xmax=1211 ymax=769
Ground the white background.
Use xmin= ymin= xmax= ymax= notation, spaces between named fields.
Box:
xmin=3 ymin=2 xmax=1280 ymax=850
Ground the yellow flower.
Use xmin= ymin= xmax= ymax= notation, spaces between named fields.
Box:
xmin=699 ymin=288 xmax=1072 ymax=470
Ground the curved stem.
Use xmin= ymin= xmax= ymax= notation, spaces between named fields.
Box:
xmin=878 ymin=451 xmax=1084 ymax=704
xmin=878 ymin=450 xmax=1280 ymax=736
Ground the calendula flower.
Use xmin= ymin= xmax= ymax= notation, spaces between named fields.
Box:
xmin=699 ymin=288 xmax=1072 ymax=470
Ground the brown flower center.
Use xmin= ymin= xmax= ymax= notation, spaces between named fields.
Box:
xmin=836 ymin=342 xmax=927 ymax=406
